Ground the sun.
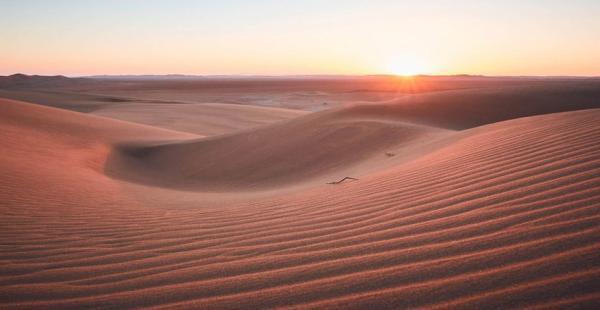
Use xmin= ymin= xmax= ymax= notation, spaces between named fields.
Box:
xmin=386 ymin=55 xmax=432 ymax=77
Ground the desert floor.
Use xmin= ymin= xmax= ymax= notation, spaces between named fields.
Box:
xmin=1 ymin=75 xmax=599 ymax=308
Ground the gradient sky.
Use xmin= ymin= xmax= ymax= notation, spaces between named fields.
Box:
xmin=1 ymin=0 xmax=599 ymax=76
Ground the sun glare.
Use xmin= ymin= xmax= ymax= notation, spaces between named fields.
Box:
xmin=387 ymin=55 xmax=432 ymax=77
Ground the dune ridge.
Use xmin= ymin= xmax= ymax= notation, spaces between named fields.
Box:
xmin=1 ymin=96 xmax=599 ymax=308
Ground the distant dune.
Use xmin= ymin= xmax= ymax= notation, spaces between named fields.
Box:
xmin=92 ymin=102 xmax=306 ymax=136
xmin=0 ymin=73 xmax=94 ymax=89
xmin=1 ymin=77 xmax=599 ymax=308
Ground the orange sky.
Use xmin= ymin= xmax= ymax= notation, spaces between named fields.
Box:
xmin=1 ymin=0 xmax=599 ymax=76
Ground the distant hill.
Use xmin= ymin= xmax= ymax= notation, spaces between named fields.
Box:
xmin=85 ymin=74 xmax=209 ymax=80
xmin=0 ymin=74 xmax=92 ymax=88
xmin=83 ymin=74 xmax=359 ymax=80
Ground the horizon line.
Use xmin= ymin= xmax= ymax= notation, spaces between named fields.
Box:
xmin=3 ymin=72 xmax=600 ymax=79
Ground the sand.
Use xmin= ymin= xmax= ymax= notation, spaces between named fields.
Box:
xmin=1 ymin=77 xmax=599 ymax=308
xmin=92 ymin=102 xmax=306 ymax=136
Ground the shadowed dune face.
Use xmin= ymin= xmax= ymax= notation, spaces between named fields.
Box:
xmin=1 ymin=76 xmax=600 ymax=309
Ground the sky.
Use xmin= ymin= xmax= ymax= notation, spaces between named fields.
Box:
xmin=1 ymin=0 xmax=599 ymax=76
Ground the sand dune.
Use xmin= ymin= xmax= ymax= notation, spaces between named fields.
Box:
xmin=0 ymin=99 xmax=194 ymax=210
xmin=344 ymin=83 xmax=600 ymax=129
xmin=1 ymin=92 xmax=599 ymax=308
xmin=108 ymin=107 xmax=452 ymax=191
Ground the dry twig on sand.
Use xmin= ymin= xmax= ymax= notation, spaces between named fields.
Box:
xmin=327 ymin=177 xmax=358 ymax=184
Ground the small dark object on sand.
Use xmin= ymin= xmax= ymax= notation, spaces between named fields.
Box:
xmin=327 ymin=177 xmax=358 ymax=184
xmin=385 ymin=152 xmax=395 ymax=157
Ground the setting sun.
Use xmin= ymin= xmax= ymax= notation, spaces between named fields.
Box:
xmin=387 ymin=55 xmax=432 ymax=76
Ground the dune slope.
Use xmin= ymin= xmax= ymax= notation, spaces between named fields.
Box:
xmin=1 ymin=96 xmax=598 ymax=308
xmin=0 ymin=98 xmax=194 ymax=210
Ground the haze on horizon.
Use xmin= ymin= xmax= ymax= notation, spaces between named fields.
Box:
xmin=1 ymin=0 xmax=600 ymax=77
